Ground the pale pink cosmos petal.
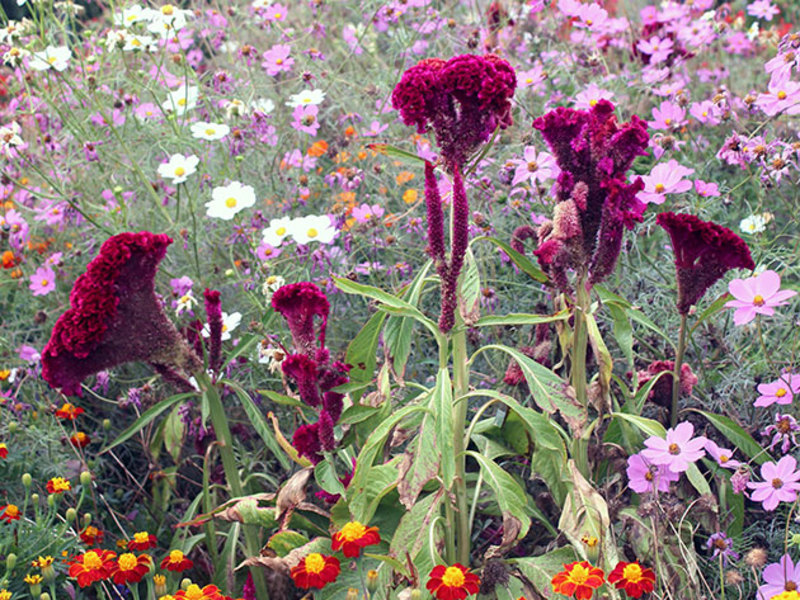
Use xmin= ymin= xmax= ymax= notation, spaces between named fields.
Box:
xmin=754 ymin=269 xmax=781 ymax=297
xmin=727 ymin=277 xmax=755 ymax=301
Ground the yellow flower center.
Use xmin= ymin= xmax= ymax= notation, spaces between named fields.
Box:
xmin=720 ymin=455 xmax=729 ymax=463
xmin=644 ymin=471 xmax=653 ymax=481
xmin=585 ymin=18 xmax=593 ymax=26
xmin=83 ymin=551 xmax=103 ymax=570
xmin=118 ymin=553 xmax=137 ymax=571
xmin=664 ymin=118 xmax=672 ymax=126
xmin=274 ymin=12 xmax=281 ymax=18
xmin=525 ymin=77 xmax=533 ymax=84
xmin=161 ymin=5 xmax=174 ymax=15
xmin=567 ymin=564 xmax=591 ymax=584
xmin=668 ymin=443 xmax=680 ymax=455
xmin=276 ymin=58 xmax=283 ymax=64
xmin=654 ymin=183 xmax=665 ymax=193
xmin=133 ymin=532 xmax=150 ymax=544
xmin=777 ymin=388 xmax=788 ymax=397
xmin=753 ymin=294 xmax=765 ymax=306
xmin=205 ymin=128 xmax=215 ymax=135
xmin=589 ymin=99 xmax=598 ymax=106
xmin=39 ymin=280 xmax=48 ymax=287
xmin=622 ymin=563 xmax=644 ymax=582
xmin=304 ymin=553 xmax=326 ymax=574
xmin=339 ymin=521 xmax=367 ymax=542
xmin=174 ymin=167 xmax=185 ymax=177
xmin=307 ymin=228 xmax=318 ymax=238
xmin=225 ymin=197 xmax=237 ymax=208
xmin=276 ymin=226 xmax=286 ymax=235
xmin=177 ymin=98 xmax=187 ymax=106
xmin=4 ymin=505 xmax=19 ymax=517
xmin=527 ymin=161 xmax=539 ymax=172
xmin=441 ymin=566 xmax=466 ymax=588
xmin=184 ymin=584 xmax=203 ymax=600
xmin=778 ymin=90 xmax=788 ymax=100
xmin=169 ymin=550 xmax=184 ymax=563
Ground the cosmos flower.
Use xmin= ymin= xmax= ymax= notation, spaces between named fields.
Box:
xmin=29 ymin=45 xmax=71 ymax=71
xmin=427 ymin=563 xmax=481 ymax=600
xmin=706 ymin=532 xmax=740 ymax=565
xmin=190 ymin=121 xmax=230 ymax=141
xmin=747 ymin=455 xmax=800 ymax=511
xmin=755 ymin=373 xmax=800 ymax=408
xmin=290 ymin=554 xmax=340 ymax=590
xmin=641 ymin=421 xmax=707 ymax=473
xmin=725 ymin=270 xmax=797 ymax=325
xmin=158 ymin=154 xmax=199 ymax=184
xmin=29 ymin=265 xmax=56 ymax=296
xmin=626 ymin=452 xmax=679 ymax=493
xmin=331 ymin=521 xmax=381 ymax=558
xmin=205 ymin=181 xmax=256 ymax=220
xmin=201 ymin=311 xmax=241 ymax=341
xmin=638 ymin=160 xmax=694 ymax=205
xmin=289 ymin=215 xmax=337 ymax=245
xmin=704 ymin=440 xmax=741 ymax=470
xmin=286 ymin=88 xmax=325 ymax=107
xmin=163 ymin=84 xmax=199 ymax=115
xmin=510 ymin=147 xmax=559 ymax=188
xmin=758 ymin=555 xmax=800 ymax=600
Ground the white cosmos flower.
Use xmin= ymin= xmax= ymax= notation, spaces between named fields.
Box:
xmin=175 ymin=291 xmax=197 ymax=316
xmin=739 ymin=214 xmax=767 ymax=234
xmin=202 ymin=311 xmax=241 ymax=341
xmin=146 ymin=4 xmax=191 ymax=38
xmin=123 ymin=34 xmax=157 ymax=52
xmin=191 ymin=121 xmax=230 ymax=141
xmin=114 ymin=4 xmax=151 ymax=27
xmin=3 ymin=47 xmax=29 ymax=67
xmin=157 ymin=153 xmax=199 ymax=184
xmin=286 ymin=89 xmax=326 ymax=108
xmin=205 ymin=181 xmax=256 ymax=220
xmin=262 ymin=216 xmax=294 ymax=246
xmin=250 ymin=98 xmax=275 ymax=115
xmin=164 ymin=84 xmax=198 ymax=115
xmin=29 ymin=45 xmax=71 ymax=71
xmin=290 ymin=215 xmax=337 ymax=245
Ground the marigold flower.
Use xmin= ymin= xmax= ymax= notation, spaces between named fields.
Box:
xmin=80 ymin=525 xmax=103 ymax=546
xmin=331 ymin=521 xmax=381 ymax=558
xmin=551 ymin=561 xmax=605 ymax=600
xmin=67 ymin=549 xmax=117 ymax=587
xmin=70 ymin=432 xmax=91 ymax=448
xmin=23 ymin=575 xmax=42 ymax=586
xmin=426 ymin=563 xmax=481 ymax=600
xmin=0 ymin=443 xmax=6 ymax=458
xmin=31 ymin=556 xmax=54 ymax=569
xmin=0 ymin=589 xmax=10 ymax=600
xmin=109 ymin=552 xmax=152 ymax=585
xmin=46 ymin=477 xmax=71 ymax=494
xmin=0 ymin=504 xmax=20 ymax=523
xmin=55 ymin=402 xmax=84 ymax=420
xmin=290 ymin=553 xmax=341 ymax=589
xmin=607 ymin=561 xmax=655 ymax=598
xmin=161 ymin=549 xmax=193 ymax=572
xmin=174 ymin=583 xmax=223 ymax=600
xmin=128 ymin=531 xmax=157 ymax=550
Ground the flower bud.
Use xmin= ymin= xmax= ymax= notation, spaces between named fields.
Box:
xmin=65 ymin=508 xmax=77 ymax=522
xmin=31 ymin=493 xmax=39 ymax=504
xmin=410 ymin=589 xmax=422 ymax=600
xmin=180 ymin=578 xmax=192 ymax=591
xmin=8 ymin=421 xmax=18 ymax=433
xmin=22 ymin=473 xmax=32 ymax=488
xmin=103 ymin=419 xmax=111 ymax=431
xmin=80 ymin=471 xmax=92 ymax=487
xmin=345 ymin=589 xmax=359 ymax=600
xmin=6 ymin=553 xmax=17 ymax=570
xmin=83 ymin=513 xmax=92 ymax=527
xmin=47 ymin=494 xmax=56 ymax=508
xmin=366 ymin=569 xmax=378 ymax=593
xmin=154 ymin=574 xmax=167 ymax=597
xmin=41 ymin=593 xmax=51 ymax=600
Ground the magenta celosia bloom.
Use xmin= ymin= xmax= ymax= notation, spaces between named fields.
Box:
xmin=271 ymin=282 xmax=330 ymax=356
xmin=636 ymin=360 xmax=697 ymax=408
xmin=638 ymin=159 xmax=694 ymax=205
xmin=703 ymin=440 xmax=741 ymax=470
xmin=261 ymin=43 xmax=293 ymax=76
xmin=758 ymin=555 xmax=800 ymax=600
xmin=755 ymin=373 xmax=800 ymax=408
xmin=657 ymin=212 xmax=755 ymax=315
xmin=648 ymin=100 xmax=686 ymax=130
xmin=747 ymin=455 xmax=800 ymax=511
xmin=626 ymin=452 xmax=679 ymax=493
xmin=41 ymin=232 xmax=201 ymax=395
xmin=725 ymin=269 xmax=797 ymax=325
xmin=291 ymin=105 xmax=320 ymax=136
xmin=510 ymin=146 xmax=559 ymax=188
xmin=203 ymin=289 xmax=223 ymax=373
xmin=641 ymin=421 xmax=707 ymax=473
xmin=29 ymin=265 xmax=56 ymax=296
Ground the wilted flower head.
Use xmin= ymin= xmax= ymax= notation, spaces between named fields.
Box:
xmin=271 ymin=282 xmax=330 ymax=356
xmin=656 ymin=212 xmax=755 ymax=315
xmin=636 ymin=360 xmax=697 ymax=408
xmin=42 ymin=232 xmax=201 ymax=395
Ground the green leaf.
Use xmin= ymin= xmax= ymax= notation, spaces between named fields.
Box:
xmin=367 ymin=143 xmax=427 ymax=164
xmin=595 ymin=284 xmax=674 ymax=350
xmin=315 ymin=461 xmax=345 ymax=496
xmin=222 ymin=332 xmax=260 ymax=370
xmin=101 ymin=393 xmax=194 ymax=454
xmin=267 ymin=530 xmax=310 ymax=557
xmin=693 ymin=409 xmax=767 ymax=465
xmin=388 ymin=490 xmax=443 ymax=562
xmin=363 ymin=553 xmax=410 ymax=578
xmin=511 ymin=546 xmax=577 ymax=599
xmin=473 ymin=310 xmax=569 ymax=328
xmin=685 ymin=463 xmax=711 ymax=496
xmin=690 ymin=292 xmax=731 ymax=335
xmin=163 ymin=404 xmax=185 ymax=464
xmin=458 ymin=248 xmax=481 ymax=324
xmin=384 ymin=261 xmax=433 ymax=378
xmin=474 ymin=235 xmax=547 ymax=282
xmin=584 ymin=311 xmax=612 ymax=405
xmin=531 ymin=446 xmax=568 ymax=506
xmin=398 ymin=394 xmax=440 ymax=509
xmin=257 ymin=389 xmax=304 ymax=407
xmin=339 ymin=404 xmax=381 ymax=425
xmin=466 ymin=451 xmax=531 ymax=539
xmin=611 ymin=412 xmax=666 ymax=438
xmin=346 ymin=310 xmax=387 ymax=401
xmin=606 ymin=303 xmax=634 ymax=367
xmin=434 ymin=368 xmax=455 ymax=489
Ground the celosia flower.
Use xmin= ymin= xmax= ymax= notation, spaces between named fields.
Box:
xmin=626 ymin=453 xmax=679 ymax=493
xmin=271 ymin=282 xmax=330 ymax=356
xmin=725 ymin=270 xmax=797 ymax=325
xmin=41 ymin=232 xmax=201 ymax=396
xmin=46 ymin=477 xmax=71 ymax=494
xmin=290 ymin=553 xmax=341 ymax=589
xmin=109 ymin=553 xmax=151 ymax=585
xmin=55 ymin=402 xmax=84 ymax=420
xmin=636 ymin=360 xmax=697 ymax=408
xmin=0 ymin=504 xmax=20 ymax=523
xmin=748 ymin=455 xmax=800 ymax=511
xmin=174 ymin=583 xmax=222 ymax=600
xmin=331 ymin=521 xmax=381 ymax=558
xmin=161 ymin=550 xmax=193 ymax=572
xmin=67 ymin=549 xmax=117 ymax=587
xmin=127 ymin=531 xmax=157 ymax=550
xmin=606 ymin=561 xmax=655 ymax=598
xmin=641 ymin=421 xmax=707 ymax=473
xmin=755 ymin=373 xmax=800 ymax=408
xmin=758 ymin=554 xmax=800 ymax=600
xmin=656 ymin=212 xmax=755 ymax=315
xmin=80 ymin=525 xmax=103 ymax=546
xmin=427 ymin=563 xmax=481 ymax=600
xmin=550 ymin=561 xmax=604 ymax=600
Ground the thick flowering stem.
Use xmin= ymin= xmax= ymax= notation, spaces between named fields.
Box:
xmin=571 ymin=277 xmax=591 ymax=477
xmin=452 ymin=324 xmax=471 ymax=566
xmin=439 ymin=165 xmax=470 ymax=333
xmin=671 ymin=314 xmax=688 ymax=428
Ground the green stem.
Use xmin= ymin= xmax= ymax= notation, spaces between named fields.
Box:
xmin=452 ymin=326 xmax=470 ymax=566
xmin=198 ymin=373 xmax=270 ymax=600
xmin=571 ymin=279 xmax=590 ymax=477
xmin=671 ymin=314 xmax=688 ymax=428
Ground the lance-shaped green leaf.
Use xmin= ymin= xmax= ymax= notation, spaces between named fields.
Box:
xmin=384 ymin=261 xmax=432 ymax=378
xmin=584 ymin=310 xmax=612 ymax=411
xmin=473 ymin=309 xmax=569 ymax=328
xmin=693 ymin=409 xmax=767 ymax=465
xmin=473 ymin=235 xmax=548 ymax=283
xmin=435 ymin=368 xmax=455 ymax=489
xmin=346 ymin=310 xmax=387 ymax=402
xmin=465 ymin=451 xmax=531 ymax=539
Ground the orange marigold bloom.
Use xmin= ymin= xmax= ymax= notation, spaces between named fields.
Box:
xmin=551 ymin=562 xmax=605 ymax=600
xmin=2 ymin=250 xmax=19 ymax=269
xmin=55 ymin=402 xmax=84 ymax=420
xmin=80 ymin=525 xmax=104 ymax=546
xmin=426 ymin=564 xmax=481 ymax=600
xmin=331 ymin=521 xmax=381 ymax=558
xmin=109 ymin=553 xmax=152 ymax=585
xmin=128 ymin=531 xmax=157 ymax=550
xmin=161 ymin=549 xmax=193 ymax=572
xmin=46 ymin=477 xmax=71 ymax=494
xmin=70 ymin=432 xmax=91 ymax=448
xmin=290 ymin=553 xmax=341 ymax=590
xmin=0 ymin=442 xmax=7 ymax=458
xmin=307 ymin=140 xmax=328 ymax=157
xmin=0 ymin=504 xmax=20 ymax=523
xmin=607 ymin=561 xmax=655 ymax=599
xmin=174 ymin=584 xmax=223 ymax=600
xmin=67 ymin=549 xmax=116 ymax=588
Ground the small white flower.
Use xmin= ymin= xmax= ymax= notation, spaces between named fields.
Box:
xmin=0 ymin=21 xmax=27 ymax=44
xmin=251 ymin=0 xmax=270 ymax=9
xmin=105 ymin=29 xmax=130 ymax=48
xmin=157 ymin=153 xmax=199 ymax=184
xmin=261 ymin=274 xmax=285 ymax=300
xmin=202 ymin=311 xmax=242 ymax=341
xmin=262 ymin=216 xmax=294 ymax=246
xmin=123 ymin=34 xmax=157 ymax=52
xmin=175 ymin=291 xmax=197 ymax=316
xmin=164 ymin=84 xmax=198 ymax=115
xmin=290 ymin=215 xmax=337 ymax=245
xmin=190 ymin=121 xmax=230 ymax=141
xmin=146 ymin=4 xmax=191 ymax=38
xmin=221 ymin=98 xmax=246 ymax=119
xmin=739 ymin=214 xmax=767 ymax=234
xmin=250 ymin=98 xmax=275 ymax=115
xmin=3 ymin=47 xmax=29 ymax=67
xmin=286 ymin=89 xmax=326 ymax=108
xmin=205 ymin=181 xmax=256 ymax=220
xmin=29 ymin=45 xmax=71 ymax=72
xmin=0 ymin=122 xmax=24 ymax=157
xmin=114 ymin=4 xmax=151 ymax=27
xmin=257 ymin=342 xmax=285 ymax=372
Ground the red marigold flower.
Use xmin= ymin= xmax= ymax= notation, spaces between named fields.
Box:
xmin=46 ymin=477 xmax=71 ymax=494
xmin=161 ymin=549 xmax=194 ymax=572
xmin=55 ymin=402 xmax=84 ymax=420
xmin=41 ymin=232 xmax=202 ymax=396
xmin=290 ymin=553 xmax=341 ymax=589
xmin=0 ymin=443 xmax=7 ymax=459
xmin=127 ymin=531 xmax=157 ymax=551
xmin=174 ymin=583 xmax=223 ymax=600
xmin=426 ymin=563 xmax=481 ymax=600
xmin=0 ymin=504 xmax=20 ymax=523
xmin=109 ymin=552 xmax=151 ymax=585
xmin=70 ymin=432 xmax=91 ymax=448
xmin=551 ymin=561 xmax=605 ymax=600
xmin=331 ymin=521 xmax=381 ymax=558
xmin=80 ymin=525 xmax=104 ymax=546
xmin=607 ymin=561 xmax=656 ymax=598
xmin=67 ymin=549 xmax=117 ymax=588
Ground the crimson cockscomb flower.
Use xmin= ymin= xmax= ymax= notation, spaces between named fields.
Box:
xmin=271 ymin=281 xmax=330 ymax=356
xmin=331 ymin=521 xmax=381 ymax=558
xmin=290 ymin=553 xmax=340 ymax=589
xmin=656 ymin=212 xmax=755 ymax=315
xmin=67 ymin=550 xmax=117 ymax=588
xmin=427 ymin=563 xmax=481 ymax=600
xmin=41 ymin=232 xmax=201 ymax=395
xmin=607 ymin=561 xmax=655 ymax=598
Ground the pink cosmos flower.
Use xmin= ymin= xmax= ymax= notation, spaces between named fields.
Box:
xmin=648 ymin=100 xmax=686 ymax=130
xmin=516 ymin=64 xmax=546 ymax=90
xmin=689 ymin=100 xmax=721 ymax=126
xmin=351 ymin=203 xmax=385 ymax=224
xmin=30 ymin=265 xmax=56 ymax=296
xmin=694 ymin=180 xmax=720 ymax=197
xmin=510 ymin=147 xmax=559 ymax=187
xmin=261 ymin=44 xmax=294 ymax=76
xmin=747 ymin=455 xmax=800 ymax=511
xmin=626 ymin=452 xmax=680 ymax=493
xmin=724 ymin=269 xmax=797 ymax=325
xmin=572 ymin=2 xmax=608 ymax=31
xmin=747 ymin=0 xmax=780 ymax=21
xmin=573 ymin=83 xmax=614 ymax=110
xmin=703 ymin=440 xmax=741 ymax=470
xmin=758 ymin=555 xmax=800 ymax=600
xmin=638 ymin=159 xmax=694 ymax=204
xmin=755 ymin=71 xmax=800 ymax=116
xmin=361 ymin=120 xmax=388 ymax=137
xmin=636 ymin=35 xmax=673 ymax=64
xmin=263 ymin=3 xmax=287 ymax=21
xmin=291 ymin=105 xmax=320 ymax=136
xmin=641 ymin=421 xmax=708 ymax=473
xmin=754 ymin=373 xmax=800 ymax=408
